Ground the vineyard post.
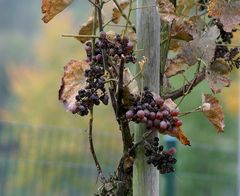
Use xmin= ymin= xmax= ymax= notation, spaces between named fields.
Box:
xmin=133 ymin=0 xmax=161 ymax=195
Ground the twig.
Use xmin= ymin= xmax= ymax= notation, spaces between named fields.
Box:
xmin=112 ymin=0 xmax=136 ymax=32
xmin=176 ymin=75 xmax=198 ymax=108
xmin=88 ymin=109 xmax=105 ymax=182
xmin=88 ymin=0 xmax=101 ymax=10
xmin=103 ymin=18 xmax=113 ymax=28
xmin=124 ymin=70 xmax=141 ymax=87
xmin=123 ymin=0 xmax=133 ymax=36
xmin=164 ymin=70 xmax=206 ymax=100
xmin=107 ymin=24 xmax=134 ymax=28
xmin=62 ymin=34 xmax=99 ymax=38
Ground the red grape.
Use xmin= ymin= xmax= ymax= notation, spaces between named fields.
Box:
xmin=137 ymin=110 xmax=145 ymax=119
xmin=175 ymin=120 xmax=182 ymax=127
xmin=156 ymin=112 xmax=163 ymax=120
xmin=171 ymin=109 xmax=179 ymax=116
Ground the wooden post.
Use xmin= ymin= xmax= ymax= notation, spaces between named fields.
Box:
xmin=133 ymin=0 xmax=160 ymax=195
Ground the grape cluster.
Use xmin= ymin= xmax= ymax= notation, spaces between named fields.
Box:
xmin=75 ymin=65 xmax=109 ymax=116
xmin=214 ymin=44 xmax=229 ymax=59
xmin=214 ymin=44 xmax=240 ymax=69
xmin=86 ymin=31 xmax=136 ymax=64
xmin=144 ymin=137 xmax=177 ymax=174
xmin=198 ymin=0 xmax=209 ymax=11
xmin=126 ymin=87 xmax=182 ymax=133
xmin=215 ymin=21 xmax=234 ymax=44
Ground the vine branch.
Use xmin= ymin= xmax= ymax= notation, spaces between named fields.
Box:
xmin=88 ymin=109 xmax=105 ymax=182
xmin=164 ymin=70 xmax=206 ymax=100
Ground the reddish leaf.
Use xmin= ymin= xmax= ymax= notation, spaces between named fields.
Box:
xmin=208 ymin=0 xmax=240 ymax=32
xmin=58 ymin=60 xmax=90 ymax=113
xmin=123 ymin=68 xmax=139 ymax=107
xmin=163 ymin=128 xmax=191 ymax=146
xmin=41 ymin=0 xmax=73 ymax=23
xmin=112 ymin=0 xmax=129 ymax=24
xmin=202 ymin=94 xmax=225 ymax=132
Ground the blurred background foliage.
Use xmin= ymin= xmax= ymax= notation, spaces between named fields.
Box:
xmin=0 ymin=0 xmax=239 ymax=196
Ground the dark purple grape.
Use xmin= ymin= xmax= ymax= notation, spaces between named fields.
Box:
xmin=126 ymin=110 xmax=134 ymax=119
xmin=126 ymin=42 xmax=134 ymax=51
xmin=99 ymin=31 xmax=107 ymax=39
xmin=144 ymin=109 xmax=150 ymax=117
xmin=85 ymin=45 xmax=92 ymax=52
xmin=96 ymin=54 xmax=102 ymax=62
xmin=162 ymin=110 xmax=169 ymax=117
xmin=100 ymin=94 xmax=109 ymax=105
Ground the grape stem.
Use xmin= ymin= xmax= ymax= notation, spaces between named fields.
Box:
xmin=179 ymin=107 xmax=202 ymax=117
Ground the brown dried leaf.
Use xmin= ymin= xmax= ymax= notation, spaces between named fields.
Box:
xmin=77 ymin=14 xmax=99 ymax=43
xmin=123 ymin=68 xmax=139 ymax=107
xmin=59 ymin=60 xmax=90 ymax=113
xmin=41 ymin=0 xmax=73 ymax=23
xmin=208 ymin=0 xmax=240 ymax=32
xmin=162 ymin=128 xmax=191 ymax=146
xmin=164 ymin=98 xmax=177 ymax=110
xmin=206 ymin=59 xmax=231 ymax=93
xmin=202 ymin=94 xmax=225 ymax=132
xmin=112 ymin=0 xmax=129 ymax=24
xmin=165 ymin=57 xmax=188 ymax=77
xmin=181 ymin=25 xmax=220 ymax=66
xmin=169 ymin=39 xmax=182 ymax=51
xmin=156 ymin=0 xmax=177 ymax=23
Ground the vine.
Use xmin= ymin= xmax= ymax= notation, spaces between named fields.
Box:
xmin=42 ymin=0 xmax=240 ymax=195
